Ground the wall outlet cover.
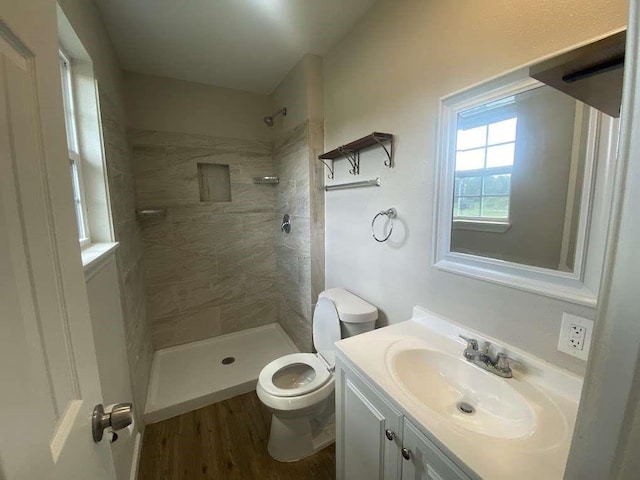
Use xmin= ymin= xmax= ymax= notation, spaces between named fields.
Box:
xmin=558 ymin=313 xmax=594 ymax=361
xmin=568 ymin=324 xmax=586 ymax=350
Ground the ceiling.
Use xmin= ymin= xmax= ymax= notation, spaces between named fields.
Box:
xmin=95 ymin=0 xmax=378 ymax=94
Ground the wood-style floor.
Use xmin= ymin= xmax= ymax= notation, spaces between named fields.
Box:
xmin=137 ymin=391 xmax=335 ymax=480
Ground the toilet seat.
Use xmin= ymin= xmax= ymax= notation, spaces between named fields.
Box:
xmin=256 ymin=289 xmax=379 ymax=462
xmin=259 ymin=353 xmax=332 ymax=398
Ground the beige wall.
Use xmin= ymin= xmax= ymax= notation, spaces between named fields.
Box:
xmin=271 ymin=54 xmax=324 ymax=132
xmin=323 ymin=0 xmax=627 ymax=375
xmin=58 ymin=0 xmax=153 ymax=427
xmin=124 ymin=71 xmax=273 ymax=141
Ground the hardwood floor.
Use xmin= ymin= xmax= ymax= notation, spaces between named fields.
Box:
xmin=137 ymin=391 xmax=336 ymax=480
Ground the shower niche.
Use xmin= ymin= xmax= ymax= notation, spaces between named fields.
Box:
xmin=197 ymin=162 xmax=231 ymax=202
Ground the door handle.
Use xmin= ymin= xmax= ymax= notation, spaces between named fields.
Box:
xmin=92 ymin=403 xmax=133 ymax=442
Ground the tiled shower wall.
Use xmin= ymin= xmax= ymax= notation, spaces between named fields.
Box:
xmin=99 ymin=93 xmax=154 ymax=418
xmin=274 ymin=121 xmax=325 ymax=351
xmin=130 ymin=129 xmax=279 ymax=349
xmin=309 ymin=121 xmax=326 ymax=309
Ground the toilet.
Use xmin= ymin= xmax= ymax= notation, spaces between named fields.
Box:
xmin=256 ymin=288 xmax=378 ymax=462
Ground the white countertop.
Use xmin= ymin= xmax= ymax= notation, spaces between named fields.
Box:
xmin=335 ymin=306 xmax=582 ymax=480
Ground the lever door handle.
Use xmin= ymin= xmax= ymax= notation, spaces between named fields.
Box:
xmin=92 ymin=403 xmax=133 ymax=442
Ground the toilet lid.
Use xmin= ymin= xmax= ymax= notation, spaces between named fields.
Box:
xmin=312 ymin=296 xmax=341 ymax=355
xmin=259 ymin=353 xmax=331 ymax=398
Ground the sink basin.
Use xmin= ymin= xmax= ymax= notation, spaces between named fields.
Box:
xmin=389 ymin=347 xmax=536 ymax=439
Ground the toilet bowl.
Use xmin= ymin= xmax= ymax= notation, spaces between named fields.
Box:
xmin=257 ymin=288 xmax=378 ymax=462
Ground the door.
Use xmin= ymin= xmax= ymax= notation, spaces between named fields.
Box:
xmin=85 ymin=254 xmax=139 ymax=480
xmin=401 ymin=419 xmax=470 ymax=480
xmin=0 ymin=3 xmax=116 ymax=479
xmin=336 ymin=364 xmax=402 ymax=480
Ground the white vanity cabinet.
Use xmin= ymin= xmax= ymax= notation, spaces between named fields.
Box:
xmin=335 ymin=359 xmax=403 ymax=479
xmin=401 ymin=418 xmax=470 ymax=480
xmin=336 ymin=357 xmax=473 ymax=480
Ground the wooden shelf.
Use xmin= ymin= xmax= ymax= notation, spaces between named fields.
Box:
xmin=318 ymin=132 xmax=393 ymax=179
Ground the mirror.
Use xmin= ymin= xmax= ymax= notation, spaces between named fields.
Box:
xmin=450 ymin=85 xmax=587 ymax=272
xmin=434 ymin=68 xmax=619 ymax=306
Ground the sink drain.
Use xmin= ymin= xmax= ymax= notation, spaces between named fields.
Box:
xmin=457 ymin=401 xmax=475 ymax=415
xmin=221 ymin=356 xmax=235 ymax=365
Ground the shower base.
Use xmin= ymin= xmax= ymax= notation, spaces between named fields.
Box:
xmin=144 ymin=323 xmax=298 ymax=424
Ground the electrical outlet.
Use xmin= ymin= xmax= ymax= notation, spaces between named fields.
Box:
xmin=558 ymin=313 xmax=594 ymax=361
xmin=568 ymin=324 xmax=586 ymax=350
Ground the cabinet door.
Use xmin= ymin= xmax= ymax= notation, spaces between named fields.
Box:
xmin=336 ymin=365 xmax=402 ymax=480
xmin=401 ymin=419 xmax=471 ymax=480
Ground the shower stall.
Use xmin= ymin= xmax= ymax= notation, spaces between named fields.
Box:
xmin=130 ymin=109 xmax=325 ymax=422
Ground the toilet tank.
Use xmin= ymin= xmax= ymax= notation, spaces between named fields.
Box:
xmin=319 ymin=288 xmax=378 ymax=338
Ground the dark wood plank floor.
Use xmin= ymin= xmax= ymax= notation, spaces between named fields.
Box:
xmin=138 ymin=391 xmax=335 ymax=480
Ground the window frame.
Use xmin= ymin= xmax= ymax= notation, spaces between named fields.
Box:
xmin=453 ymin=171 xmax=512 ymax=222
xmin=453 ymin=115 xmax=517 ymax=223
xmin=59 ymin=48 xmax=91 ymax=248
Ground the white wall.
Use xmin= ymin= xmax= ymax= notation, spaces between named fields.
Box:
xmin=323 ymin=0 xmax=627 ymax=374
xmin=124 ymin=71 xmax=272 ymax=141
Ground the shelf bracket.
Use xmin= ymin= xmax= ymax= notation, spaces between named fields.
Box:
xmin=339 ymin=146 xmax=360 ymax=175
xmin=317 ymin=132 xmax=393 ymax=178
xmin=319 ymin=159 xmax=334 ymax=180
xmin=373 ymin=135 xmax=393 ymax=168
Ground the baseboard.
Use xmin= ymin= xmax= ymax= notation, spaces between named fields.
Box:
xmin=129 ymin=429 xmax=144 ymax=480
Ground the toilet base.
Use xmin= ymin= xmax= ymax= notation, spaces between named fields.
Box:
xmin=266 ymin=395 xmax=335 ymax=462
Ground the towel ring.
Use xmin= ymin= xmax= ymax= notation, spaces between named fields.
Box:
xmin=371 ymin=208 xmax=397 ymax=242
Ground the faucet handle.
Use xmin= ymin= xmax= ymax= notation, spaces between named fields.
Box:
xmin=495 ymin=352 xmax=513 ymax=377
xmin=459 ymin=335 xmax=478 ymax=350
xmin=495 ymin=352 xmax=509 ymax=368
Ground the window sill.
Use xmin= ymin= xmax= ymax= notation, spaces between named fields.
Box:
xmin=453 ymin=220 xmax=511 ymax=233
xmin=82 ymin=242 xmax=119 ymax=280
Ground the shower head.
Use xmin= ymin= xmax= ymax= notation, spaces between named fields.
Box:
xmin=263 ymin=107 xmax=287 ymax=127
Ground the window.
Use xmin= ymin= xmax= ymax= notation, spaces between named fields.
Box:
xmin=453 ymin=114 xmax=517 ymax=222
xmin=59 ymin=49 xmax=90 ymax=245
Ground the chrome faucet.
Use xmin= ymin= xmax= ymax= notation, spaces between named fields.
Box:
xmin=459 ymin=335 xmax=513 ymax=378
